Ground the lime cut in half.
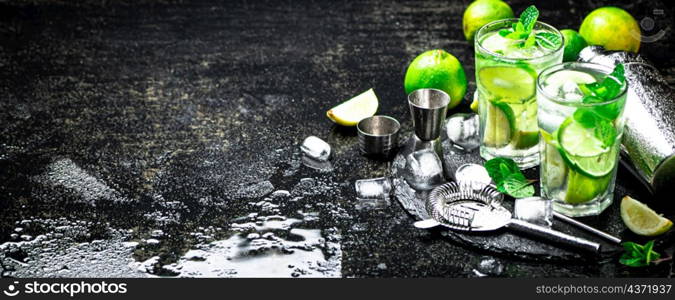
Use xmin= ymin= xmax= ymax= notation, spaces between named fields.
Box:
xmin=326 ymin=88 xmax=379 ymax=126
xmin=478 ymin=66 xmax=536 ymax=103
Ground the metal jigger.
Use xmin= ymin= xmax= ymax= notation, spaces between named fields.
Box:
xmin=406 ymin=89 xmax=450 ymax=156
xmin=400 ymin=89 xmax=450 ymax=190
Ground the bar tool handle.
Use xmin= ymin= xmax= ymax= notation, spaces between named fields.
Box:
xmin=553 ymin=212 xmax=622 ymax=245
xmin=507 ymin=219 xmax=601 ymax=254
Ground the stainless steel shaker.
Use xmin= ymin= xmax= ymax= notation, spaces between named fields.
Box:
xmin=579 ymin=46 xmax=675 ymax=197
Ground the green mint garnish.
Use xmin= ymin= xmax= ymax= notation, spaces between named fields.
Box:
xmin=484 ymin=158 xmax=535 ymax=198
xmin=519 ymin=5 xmax=539 ymax=33
xmin=499 ymin=5 xmax=560 ymax=50
xmin=574 ymin=64 xmax=627 ymax=125
xmin=578 ymin=64 xmax=626 ymax=103
xmin=535 ymin=32 xmax=562 ymax=50
xmin=619 ymin=240 xmax=661 ymax=267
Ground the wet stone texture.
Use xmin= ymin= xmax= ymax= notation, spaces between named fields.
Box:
xmin=0 ymin=0 xmax=674 ymax=277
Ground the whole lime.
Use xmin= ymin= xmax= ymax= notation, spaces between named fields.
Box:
xmin=404 ymin=50 xmax=467 ymax=109
xmin=463 ymin=0 xmax=514 ymax=41
xmin=561 ymin=29 xmax=588 ymax=62
xmin=579 ymin=6 xmax=641 ymax=53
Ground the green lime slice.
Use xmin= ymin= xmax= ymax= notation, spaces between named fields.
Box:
xmin=483 ymin=100 xmax=513 ymax=148
xmin=559 ymin=118 xmax=608 ymax=157
xmin=544 ymin=70 xmax=596 ymax=87
xmin=558 ymin=118 xmax=618 ymax=178
xmin=478 ymin=66 xmax=536 ymax=103
xmin=564 ymin=168 xmax=611 ymax=204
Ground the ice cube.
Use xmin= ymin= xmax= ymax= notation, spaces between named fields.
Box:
xmin=403 ymin=149 xmax=445 ymax=191
xmin=513 ymin=197 xmax=553 ymax=227
xmin=560 ymin=81 xmax=584 ymax=101
xmin=446 ymin=113 xmax=480 ymax=151
xmin=473 ymin=256 xmax=504 ymax=277
xmin=355 ymin=198 xmax=390 ymax=210
xmin=300 ymin=136 xmax=331 ymax=161
xmin=562 ymin=81 xmax=581 ymax=94
xmin=454 ymin=163 xmax=492 ymax=189
xmin=301 ymin=155 xmax=333 ymax=172
xmin=354 ymin=177 xmax=392 ymax=199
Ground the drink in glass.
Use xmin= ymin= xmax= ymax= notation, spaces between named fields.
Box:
xmin=537 ymin=62 xmax=628 ymax=217
xmin=474 ymin=19 xmax=563 ymax=169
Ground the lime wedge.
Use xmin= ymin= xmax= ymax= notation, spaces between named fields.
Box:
xmin=483 ymin=100 xmax=513 ymax=148
xmin=540 ymin=130 xmax=567 ymax=189
xmin=558 ymin=118 xmax=617 ymax=178
xmin=564 ymin=168 xmax=611 ymax=204
xmin=478 ymin=66 xmax=536 ymax=103
xmin=511 ymin=130 xmax=539 ymax=149
xmin=326 ymin=89 xmax=378 ymax=126
xmin=621 ymin=196 xmax=673 ymax=236
xmin=470 ymin=93 xmax=479 ymax=113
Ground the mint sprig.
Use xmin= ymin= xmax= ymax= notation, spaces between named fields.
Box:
xmin=620 ymin=240 xmax=661 ymax=267
xmin=578 ymin=64 xmax=626 ymax=104
xmin=498 ymin=6 xmax=561 ymax=50
xmin=484 ymin=158 xmax=535 ymax=198
xmin=573 ymin=64 xmax=627 ymax=136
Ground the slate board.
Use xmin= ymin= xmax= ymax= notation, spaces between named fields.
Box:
xmin=391 ymin=120 xmax=667 ymax=262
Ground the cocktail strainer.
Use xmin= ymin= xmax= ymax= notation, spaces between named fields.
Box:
xmin=416 ymin=182 xmax=602 ymax=253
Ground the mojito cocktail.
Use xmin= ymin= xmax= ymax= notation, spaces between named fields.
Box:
xmin=537 ymin=62 xmax=628 ymax=217
xmin=475 ymin=16 xmax=563 ymax=169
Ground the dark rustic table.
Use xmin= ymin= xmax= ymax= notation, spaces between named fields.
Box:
xmin=1 ymin=0 xmax=673 ymax=277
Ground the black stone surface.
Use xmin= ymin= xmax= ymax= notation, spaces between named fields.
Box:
xmin=0 ymin=0 xmax=673 ymax=277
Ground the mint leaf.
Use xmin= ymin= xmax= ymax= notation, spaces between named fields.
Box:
xmin=514 ymin=22 xmax=524 ymax=33
xmin=506 ymin=31 xmax=528 ymax=40
xmin=485 ymin=157 xmax=519 ymax=185
xmin=502 ymin=176 xmax=535 ymax=198
xmin=535 ymin=32 xmax=562 ymax=50
xmin=500 ymin=5 xmax=540 ymax=49
xmin=594 ymin=119 xmax=618 ymax=148
xmin=619 ymin=240 xmax=662 ymax=268
xmin=643 ymin=240 xmax=661 ymax=264
xmin=484 ymin=158 xmax=534 ymax=198
xmin=620 ymin=256 xmax=646 ymax=267
xmin=623 ymin=242 xmax=643 ymax=254
xmin=572 ymin=108 xmax=599 ymax=128
xmin=519 ymin=6 xmax=539 ymax=33
xmin=604 ymin=64 xmax=626 ymax=99
xmin=576 ymin=64 xmax=627 ymax=122
xmin=523 ymin=32 xmax=536 ymax=48
xmin=578 ymin=64 xmax=626 ymax=103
